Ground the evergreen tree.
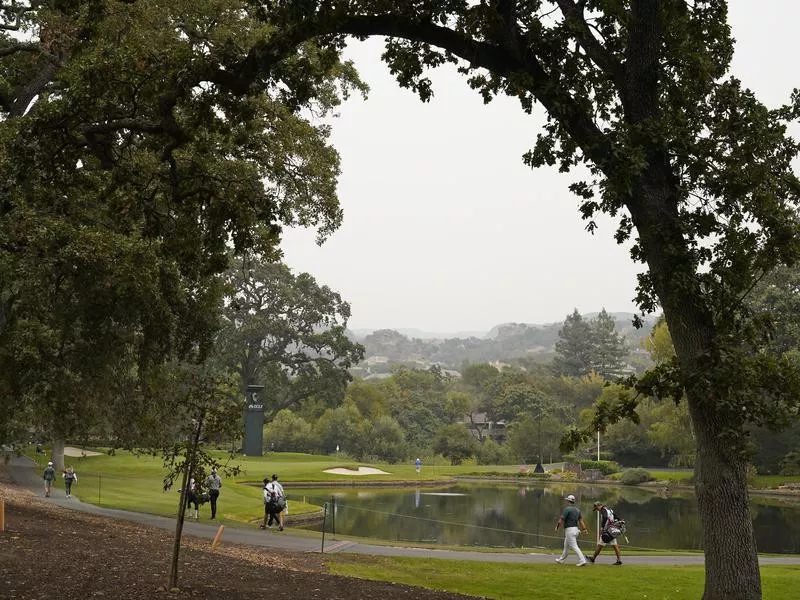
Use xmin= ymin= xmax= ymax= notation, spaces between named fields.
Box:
xmin=590 ymin=309 xmax=628 ymax=379
xmin=553 ymin=309 xmax=593 ymax=376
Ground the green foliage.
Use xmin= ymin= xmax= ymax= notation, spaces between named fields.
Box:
xmin=620 ymin=468 xmax=654 ymax=486
xmin=590 ymin=309 xmax=629 ymax=379
xmin=641 ymin=319 xmax=676 ymax=366
xmin=475 ymin=438 xmax=510 ymax=466
xmin=215 ymin=255 xmax=364 ymax=416
xmin=364 ymin=415 xmax=407 ymax=464
xmin=314 ymin=403 xmax=368 ymax=457
xmin=505 ymin=413 xmax=563 ymax=464
xmin=433 ymin=423 xmax=479 ymax=466
xmin=386 ymin=367 xmax=449 ymax=449
xmin=553 ymin=310 xmax=594 ymax=377
xmin=578 ymin=460 xmax=620 ymax=475
xmin=264 ymin=409 xmax=318 ymax=454
xmin=554 ymin=309 xmax=629 ymax=379
xmin=0 ymin=0 xmax=365 ymax=446
xmin=779 ymin=452 xmax=800 ymax=476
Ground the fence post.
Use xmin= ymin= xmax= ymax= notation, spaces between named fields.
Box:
xmin=321 ymin=502 xmax=328 ymax=553
xmin=0 ymin=499 xmax=5 ymax=532
xmin=98 ymin=473 xmax=101 ymax=506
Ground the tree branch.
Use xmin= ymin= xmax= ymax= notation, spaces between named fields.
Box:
xmin=555 ymin=0 xmax=625 ymax=88
xmin=0 ymin=41 xmax=41 ymax=57
xmin=223 ymin=13 xmax=613 ymax=173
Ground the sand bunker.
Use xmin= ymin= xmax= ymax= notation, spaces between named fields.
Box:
xmin=64 ymin=446 xmax=102 ymax=457
xmin=324 ymin=466 xmax=390 ymax=475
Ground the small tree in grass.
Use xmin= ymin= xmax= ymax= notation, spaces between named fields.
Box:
xmin=155 ymin=363 xmax=242 ymax=591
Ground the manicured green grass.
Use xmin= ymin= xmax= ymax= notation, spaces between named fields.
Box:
xmin=648 ymin=469 xmax=694 ymax=483
xmin=54 ymin=450 xmax=328 ymax=526
xmin=752 ymin=475 xmax=800 ymax=489
xmin=325 ymin=555 xmax=800 ymax=600
xmin=34 ymin=445 xmax=800 ymax=533
xmin=48 ymin=448 xmax=522 ymax=527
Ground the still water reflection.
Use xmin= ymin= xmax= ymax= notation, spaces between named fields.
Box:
xmin=294 ymin=483 xmax=800 ymax=553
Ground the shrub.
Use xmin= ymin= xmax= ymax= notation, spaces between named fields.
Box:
xmin=579 ymin=460 xmax=621 ymax=475
xmin=476 ymin=438 xmax=511 ymax=465
xmin=780 ymin=451 xmax=800 ymax=476
xmin=621 ymin=468 xmax=653 ymax=485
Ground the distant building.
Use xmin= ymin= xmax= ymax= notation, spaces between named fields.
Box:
xmin=463 ymin=412 xmax=506 ymax=442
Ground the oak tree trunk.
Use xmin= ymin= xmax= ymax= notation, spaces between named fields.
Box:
xmin=687 ymin=393 xmax=761 ymax=600
xmin=51 ymin=438 xmax=65 ymax=472
xmin=634 ymin=172 xmax=763 ymax=600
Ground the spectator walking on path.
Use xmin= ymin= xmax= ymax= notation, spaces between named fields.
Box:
xmin=260 ymin=474 xmax=286 ymax=531
xmin=587 ymin=501 xmax=623 ymax=565
xmin=62 ymin=466 xmax=78 ymax=498
xmin=43 ymin=461 xmax=56 ymax=497
xmin=554 ymin=494 xmax=589 ymax=566
xmin=185 ymin=477 xmax=200 ymax=520
xmin=205 ymin=467 xmax=222 ymax=519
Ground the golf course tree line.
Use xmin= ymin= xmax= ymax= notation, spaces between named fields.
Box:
xmin=260 ymin=320 xmax=698 ymax=471
xmin=0 ymin=2 xmax=799 ymax=599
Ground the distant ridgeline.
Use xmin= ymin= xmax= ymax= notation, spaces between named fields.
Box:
xmin=349 ymin=312 xmax=658 ymax=373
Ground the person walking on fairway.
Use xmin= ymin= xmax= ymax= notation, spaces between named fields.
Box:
xmin=43 ymin=461 xmax=56 ymax=497
xmin=587 ymin=501 xmax=623 ymax=565
xmin=205 ymin=467 xmax=222 ymax=519
xmin=554 ymin=494 xmax=589 ymax=566
xmin=260 ymin=474 xmax=286 ymax=531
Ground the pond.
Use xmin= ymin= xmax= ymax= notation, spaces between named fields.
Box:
xmin=291 ymin=482 xmax=800 ymax=554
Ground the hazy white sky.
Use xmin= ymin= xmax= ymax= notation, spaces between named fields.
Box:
xmin=280 ymin=1 xmax=798 ymax=333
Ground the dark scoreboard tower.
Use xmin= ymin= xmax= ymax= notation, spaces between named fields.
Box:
xmin=243 ymin=384 xmax=265 ymax=456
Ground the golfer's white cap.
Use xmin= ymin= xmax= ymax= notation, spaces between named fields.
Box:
xmin=565 ymin=494 xmax=576 ymax=502
xmin=47 ymin=461 xmax=53 ymax=466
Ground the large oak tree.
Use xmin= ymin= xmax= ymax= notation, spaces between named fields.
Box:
xmin=242 ymin=2 xmax=798 ymax=598
xmin=0 ymin=1 xmax=364 ymax=466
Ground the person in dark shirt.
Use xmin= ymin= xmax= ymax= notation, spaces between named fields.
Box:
xmin=63 ymin=466 xmax=78 ymax=498
xmin=554 ymin=494 xmax=589 ymax=566
xmin=43 ymin=462 xmax=56 ymax=497
xmin=205 ymin=467 xmax=222 ymax=519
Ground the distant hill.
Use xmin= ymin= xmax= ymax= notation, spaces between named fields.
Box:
xmin=349 ymin=328 xmax=487 ymax=340
xmin=350 ymin=312 xmax=658 ymax=371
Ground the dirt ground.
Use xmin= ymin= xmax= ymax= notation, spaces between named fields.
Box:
xmin=0 ymin=479 xmax=477 ymax=600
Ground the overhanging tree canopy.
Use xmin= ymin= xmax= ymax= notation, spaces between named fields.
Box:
xmin=0 ymin=1 xmax=363 ymax=461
